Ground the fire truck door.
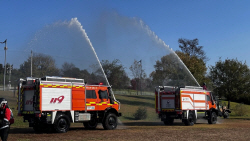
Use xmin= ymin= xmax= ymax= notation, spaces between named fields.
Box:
xmin=85 ymin=90 xmax=98 ymax=111
xmin=97 ymin=90 xmax=109 ymax=110
xmin=206 ymin=94 xmax=212 ymax=110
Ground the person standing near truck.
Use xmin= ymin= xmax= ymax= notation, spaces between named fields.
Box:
xmin=202 ymin=82 xmax=207 ymax=90
xmin=0 ymin=98 xmax=11 ymax=141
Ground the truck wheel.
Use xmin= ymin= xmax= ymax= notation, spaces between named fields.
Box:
xmin=163 ymin=117 xmax=174 ymax=125
xmin=102 ymin=113 xmax=117 ymax=130
xmin=54 ymin=114 xmax=70 ymax=133
xmin=84 ymin=118 xmax=98 ymax=130
xmin=208 ymin=112 xmax=217 ymax=124
xmin=184 ymin=111 xmax=195 ymax=126
xmin=223 ymin=111 xmax=229 ymax=119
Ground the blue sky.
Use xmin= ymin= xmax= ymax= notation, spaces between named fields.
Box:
xmin=1 ymin=0 xmax=250 ymax=72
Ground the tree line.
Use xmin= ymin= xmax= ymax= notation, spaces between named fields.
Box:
xmin=1 ymin=38 xmax=250 ymax=105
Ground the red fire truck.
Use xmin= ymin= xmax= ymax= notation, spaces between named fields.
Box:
xmin=17 ymin=76 xmax=121 ymax=133
xmin=155 ymin=86 xmax=229 ymax=126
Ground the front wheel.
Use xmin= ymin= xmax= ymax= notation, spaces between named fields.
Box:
xmin=54 ymin=114 xmax=70 ymax=133
xmin=208 ymin=112 xmax=217 ymax=124
xmin=102 ymin=113 xmax=117 ymax=130
xmin=184 ymin=111 xmax=195 ymax=126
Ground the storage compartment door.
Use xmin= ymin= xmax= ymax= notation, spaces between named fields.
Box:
xmin=161 ymin=95 xmax=175 ymax=109
xmin=23 ymin=90 xmax=35 ymax=111
xmin=41 ymin=88 xmax=71 ymax=111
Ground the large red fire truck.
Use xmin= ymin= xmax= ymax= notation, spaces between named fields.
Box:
xmin=17 ymin=76 xmax=121 ymax=133
xmin=155 ymin=86 xmax=230 ymax=126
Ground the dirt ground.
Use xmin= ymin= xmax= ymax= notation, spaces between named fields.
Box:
xmin=7 ymin=118 xmax=250 ymax=141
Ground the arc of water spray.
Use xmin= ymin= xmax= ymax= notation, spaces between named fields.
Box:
xmin=139 ymin=19 xmax=200 ymax=86
xmin=84 ymin=31 xmax=120 ymax=103
xmin=169 ymin=47 xmax=200 ymax=86
xmin=70 ymin=18 xmax=119 ymax=102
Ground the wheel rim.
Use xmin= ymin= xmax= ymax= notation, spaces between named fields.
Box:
xmin=58 ymin=118 xmax=67 ymax=130
xmin=212 ymin=113 xmax=217 ymax=122
xmin=189 ymin=112 xmax=194 ymax=124
xmin=189 ymin=117 xmax=194 ymax=124
xmin=108 ymin=116 xmax=116 ymax=128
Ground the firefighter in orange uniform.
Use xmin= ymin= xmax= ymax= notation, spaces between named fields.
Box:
xmin=0 ymin=98 xmax=11 ymax=141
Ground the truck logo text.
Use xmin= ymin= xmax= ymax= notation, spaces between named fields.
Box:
xmin=50 ymin=96 xmax=64 ymax=103
xmin=26 ymin=98 xmax=33 ymax=105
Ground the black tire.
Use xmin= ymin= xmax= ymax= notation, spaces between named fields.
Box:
xmin=208 ymin=112 xmax=217 ymax=124
xmin=223 ymin=111 xmax=229 ymax=119
xmin=163 ymin=117 xmax=174 ymax=125
xmin=102 ymin=113 xmax=117 ymax=130
xmin=54 ymin=114 xmax=70 ymax=133
xmin=84 ymin=118 xmax=98 ymax=130
xmin=184 ymin=111 xmax=195 ymax=126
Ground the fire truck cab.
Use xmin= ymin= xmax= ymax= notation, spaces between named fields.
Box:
xmin=155 ymin=86 xmax=220 ymax=126
xmin=17 ymin=76 xmax=121 ymax=133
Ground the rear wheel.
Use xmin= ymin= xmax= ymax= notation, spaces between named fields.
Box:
xmin=102 ymin=113 xmax=117 ymax=130
xmin=208 ymin=112 xmax=217 ymax=124
xmin=184 ymin=111 xmax=195 ymax=126
xmin=54 ymin=114 xmax=70 ymax=133
xmin=163 ymin=117 xmax=174 ymax=125
xmin=84 ymin=118 xmax=98 ymax=130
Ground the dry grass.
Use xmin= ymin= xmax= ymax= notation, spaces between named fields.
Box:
xmin=8 ymin=119 xmax=250 ymax=141
xmin=3 ymin=90 xmax=250 ymax=140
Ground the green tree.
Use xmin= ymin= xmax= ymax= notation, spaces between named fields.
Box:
xmin=178 ymin=38 xmax=209 ymax=85
xmin=0 ymin=64 xmax=3 ymax=74
xmin=178 ymin=38 xmax=208 ymax=61
xmin=61 ymin=62 xmax=81 ymax=78
xmin=19 ymin=53 xmax=59 ymax=78
xmin=101 ymin=59 xmax=130 ymax=89
xmin=176 ymin=51 xmax=208 ymax=85
xmin=129 ymin=60 xmax=146 ymax=95
xmin=209 ymin=58 xmax=250 ymax=108
xmin=150 ymin=53 xmax=195 ymax=86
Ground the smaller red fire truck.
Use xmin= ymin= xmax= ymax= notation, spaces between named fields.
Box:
xmin=17 ymin=76 xmax=121 ymax=133
xmin=155 ymin=86 xmax=230 ymax=126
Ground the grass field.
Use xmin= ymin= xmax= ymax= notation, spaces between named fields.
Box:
xmin=2 ymin=90 xmax=250 ymax=128
xmin=1 ymin=90 xmax=250 ymax=141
